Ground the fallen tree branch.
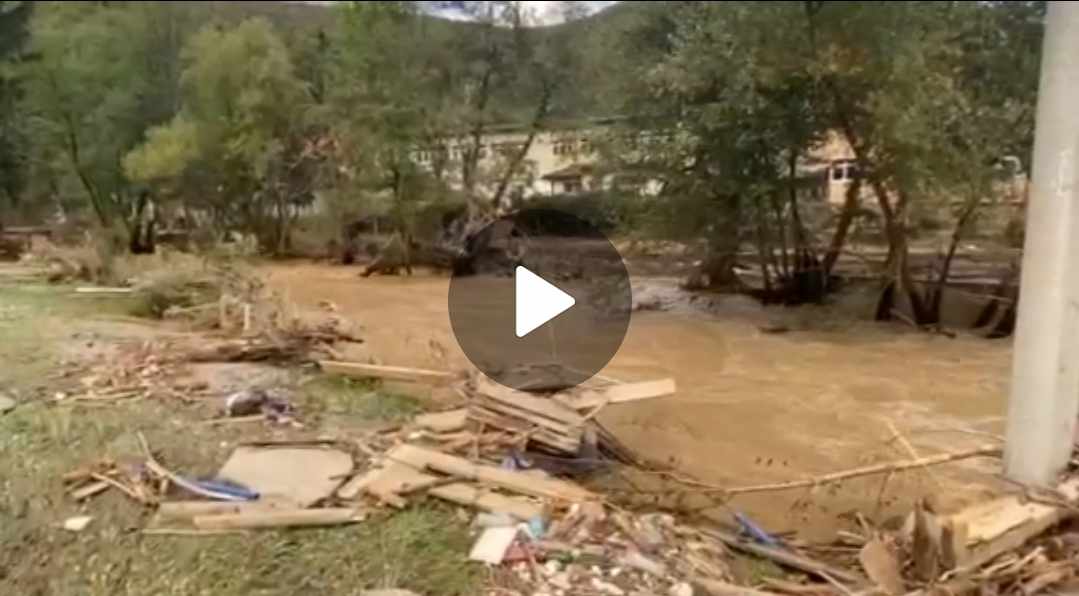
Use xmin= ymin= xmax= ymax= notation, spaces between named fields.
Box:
xmin=725 ymin=446 xmax=1000 ymax=496
xmin=705 ymin=528 xmax=863 ymax=586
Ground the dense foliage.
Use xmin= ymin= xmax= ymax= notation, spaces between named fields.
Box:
xmin=0 ymin=0 xmax=1046 ymax=319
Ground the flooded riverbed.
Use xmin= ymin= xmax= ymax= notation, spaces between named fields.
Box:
xmin=266 ymin=262 xmax=1013 ymax=538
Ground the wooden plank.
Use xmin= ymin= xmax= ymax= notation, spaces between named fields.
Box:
xmin=429 ymin=483 xmax=542 ymax=520
xmin=193 ymin=508 xmax=364 ymax=530
xmin=556 ymin=378 xmax=677 ymax=410
xmin=319 ymin=361 xmax=454 ymax=385
xmin=75 ymin=287 xmax=134 ymax=295
xmin=468 ymin=407 xmax=580 ymax=453
xmin=474 ymin=375 xmax=584 ymax=426
xmin=473 ymin=397 xmax=581 ymax=436
xmin=385 ymin=444 xmax=595 ymax=503
xmin=414 ymin=409 xmax=469 ymax=433
xmin=70 ymin=480 xmax=111 ymax=501
xmin=337 ymin=467 xmax=392 ymax=500
xmin=340 ymin=461 xmax=542 ymax=519
xmin=157 ymin=497 xmax=298 ymax=520
xmin=944 ymin=478 xmax=1079 ymax=570
xmin=471 ymin=400 xmax=579 ymax=439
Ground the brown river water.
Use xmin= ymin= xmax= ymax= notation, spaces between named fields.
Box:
xmin=265 ymin=262 xmax=1014 ymax=539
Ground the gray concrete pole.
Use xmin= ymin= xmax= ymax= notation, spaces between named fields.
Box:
xmin=1004 ymin=1 xmax=1079 ymax=486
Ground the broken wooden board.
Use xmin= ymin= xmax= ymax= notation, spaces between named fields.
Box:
xmin=470 ymin=375 xmax=584 ymax=453
xmin=75 ymin=286 xmax=134 ymax=295
xmin=474 ymin=375 xmax=585 ymax=427
xmin=554 ymin=378 xmax=676 ymax=411
xmin=943 ymin=478 xmax=1079 ymax=570
xmin=468 ymin=405 xmax=580 ymax=453
xmin=414 ymin=409 xmax=468 ymax=433
xmin=706 ymin=529 xmax=862 ymax=585
xmin=384 ymin=443 xmax=595 ymax=503
xmin=215 ymin=447 xmax=353 ymax=507
xmin=319 ymin=361 xmax=455 ymax=385
xmin=157 ymin=496 xmax=299 ymax=520
xmin=193 ymin=508 xmax=364 ymax=530
xmin=339 ymin=461 xmax=543 ymax=520
xmin=70 ymin=480 xmax=111 ymax=501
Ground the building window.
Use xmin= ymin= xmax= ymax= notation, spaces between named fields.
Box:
xmin=831 ymin=160 xmax=858 ymax=182
xmin=562 ymin=178 xmax=582 ymax=193
xmin=554 ymin=141 xmax=576 ymax=156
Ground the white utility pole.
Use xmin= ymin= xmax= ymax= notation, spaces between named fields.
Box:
xmin=1004 ymin=1 xmax=1079 ymax=486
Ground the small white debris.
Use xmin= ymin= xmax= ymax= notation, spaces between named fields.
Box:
xmin=670 ymin=582 xmax=694 ymax=596
xmin=591 ymin=578 xmax=625 ymax=596
xmin=549 ymin=573 xmax=572 ymax=591
xmin=63 ymin=516 xmax=93 ymax=532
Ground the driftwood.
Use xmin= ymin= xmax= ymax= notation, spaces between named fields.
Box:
xmin=707 ymin=529 xmax=862 ymax=585
xmin=319 ymin=361 xmax=455 ymax=385
xmin=186 ymin=339 xmax=316 ymax=364
xmin=193 ymin=508 xmax=364 ymax=530
xmin=337 ymin=460 xmax=543 ymax=520
xmin=725 ymin=446 xmax=1001 ymax=495
xmin=385 ymin=443 xmax=595 ymax=503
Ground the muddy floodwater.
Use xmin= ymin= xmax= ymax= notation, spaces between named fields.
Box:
xmin=266 ymin=262 xmax=1013 ymax=539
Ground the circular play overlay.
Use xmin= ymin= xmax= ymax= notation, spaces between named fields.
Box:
xmin=447 ymin=208 xmax=632 ymax=391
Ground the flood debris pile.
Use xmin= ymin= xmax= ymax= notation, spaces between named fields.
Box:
xmin=54 ymin=350 xmax=1079 ymax=595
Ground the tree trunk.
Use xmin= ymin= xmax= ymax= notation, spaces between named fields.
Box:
xmin=490 ymin=85 xmax=551 ymax=210
xmin=687 ymin=195 xmax=741 ymax=291
xmin=873 ymin=185 xmax=931 ymax=324
xmin=926 ymin=194 xmax=981 ymax=325
xmin=822 ymin=176 xmax=862 ymax=277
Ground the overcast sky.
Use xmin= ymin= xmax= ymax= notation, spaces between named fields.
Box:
xmin=420 ymin=1 xmax=619 ymax=26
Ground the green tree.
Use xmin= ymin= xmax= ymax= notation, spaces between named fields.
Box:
xmin=0 ymin=0 xmax=32 ymax=216
xmin=124 ymin=17 xmax=315 ymax=253
xmin=19 ymin=1 xmax=193 ymax=239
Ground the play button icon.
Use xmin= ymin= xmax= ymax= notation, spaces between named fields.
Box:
xmin=447 ymin=208 xmax=632 ymax=391
xmin=515 ymin=266 xmax=576 ymax=338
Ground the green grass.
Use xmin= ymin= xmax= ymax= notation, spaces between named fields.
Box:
xmin=299 ymin=375 xmax=424 ymax=427
xmin=0 ymin=283 xmax=480 ymax=596
xmin=0 ymin=282 xmax=138 ymax=390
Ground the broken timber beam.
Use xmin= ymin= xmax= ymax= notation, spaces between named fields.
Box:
xmin=193 ymin=508 xmax=364 ymax=530
xmin=384 ymin=443 xmax=595 ymax=503
xmin=75 ymin=287 xmax=134 ymax=295
xmin=943 ymin=477 xmax=1079 ymax=571
xmin=556 ymin=378 xmax=677 ymax=410
xmin=471 ymin=375 xmax=585 ymax=453
xmin=319 ymin=361 xmax=455 ymax=385
xmin=706 ymin=528 xmax=863 ymax=586
xmin=337 ymin=461 xmax=543 ymax=520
